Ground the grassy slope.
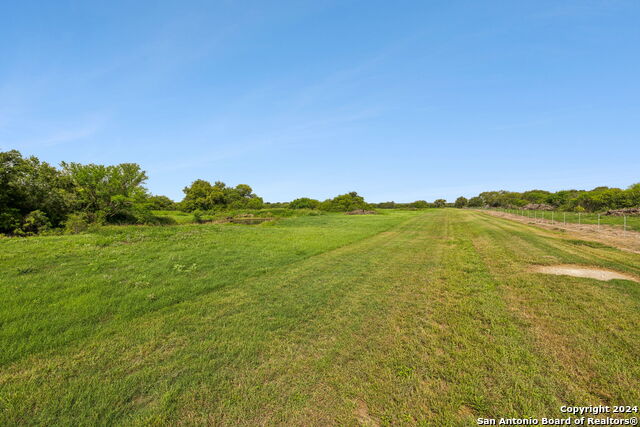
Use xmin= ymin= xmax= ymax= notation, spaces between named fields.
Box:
xmin=1 ymin=210 xmax=639 ymax=425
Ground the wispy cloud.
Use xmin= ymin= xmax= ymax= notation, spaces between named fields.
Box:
xmin=149 ymin=104 xmax=381 ymax=175
xmin=1 ymin=113 xmax=108 ymax=150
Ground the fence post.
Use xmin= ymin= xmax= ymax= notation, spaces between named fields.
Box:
xmin=551 ymin=211 xmax=554 ymax=224
xmin=598 ymin=214 xmax=600 ymax=230
xmin=563 ymin=212 xmax=566 ymax=225
xmin=578 ymin=213 xmax=581 ymax=225
xmin=624 ymin=215 xmax=627 ymax=234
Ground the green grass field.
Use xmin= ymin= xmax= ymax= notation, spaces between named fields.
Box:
xmin=151 ymin=208 xmax=323 ymax=225
xmin=1 ymin=210 xmax=639 ymax=425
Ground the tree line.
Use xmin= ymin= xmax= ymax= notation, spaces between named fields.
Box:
xmin=1 ymin=150 xmax=168 ymax=235
xmin=452 ymin=184 xmax=640 ymax=212
xmin=0 ymin=150 xmax=372 ymax=235
xmin=369 ymin=199 xmax=448 ymax=209
xmin=5 ymin=149 xmax=636 ymax=235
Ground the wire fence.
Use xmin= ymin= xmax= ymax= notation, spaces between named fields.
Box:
xmin=488 ymin=208 xmax=640 ymax=235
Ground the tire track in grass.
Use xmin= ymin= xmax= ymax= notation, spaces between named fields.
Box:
xmin=171 ymin=209 xmax=578 ymax=425
xmin=468 ymin=211 xmax=640 ymax=407
xmin=0 ymin=213 xmax=432 ymax=425
xmin=2 ymin=210 xmax=638 ymax=425
xmin=0 ymin=212 xmax=419 ymax=368
xmin=472 ymin=211 xmax=640 ymax=317
xmin=475 ymin=212 xmax=640 ymax=275
xmin=412 ymin=210 xmax=568 ymax=423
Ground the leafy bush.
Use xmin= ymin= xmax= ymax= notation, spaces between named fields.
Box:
xmin=0 ymin=150 xmax=73 ymax=234
xmin=289 ymin=198 xmax=321 ymax=209
xmin=147 ymin=195 xmax=176 ymax=210
xmin=22 ymin=210 xmax=51 ymax=235
xmin=181 ymin=180 xmax=263 ymax=211
xmin=454 ymin=197 xmax=468 ymax=208
xmin=411 ymin=200 xmax=429 ymax=209
xmin=0 ymin=208 xmax=22 ymax=234
xmin=192 ymin=210 xmax=205 ymax=224
xmin=320 ymin=192 xmax=370 ymax=212
xmin=468 ymin=197 xmax=483 ymax=207
xmin=64 ymin=213 xmax=91 ymax=234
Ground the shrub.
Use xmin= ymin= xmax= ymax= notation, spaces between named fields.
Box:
xmin=289 ymin=198 xmax=321 ymax=209
xmin=454 ymin=197 xmax=468 ymax=208
xmin=193 ymin=210 xmax=204 ymax=224
xmin=131 ymin=204 xmax=165 ymax=225
xmin=147 ymin=195 xmax=176 ymax=210
xmin=0 ymin=208 xmax=22 ymax=235
xmin=22 ymin=210 xmax=51 ymax=235
xmin=468 ymin=197 xmax=483 ymax=207
xmin=245 ymin=197 xmax=264 ymax=209
xmin=64 ymin=213 xmax=91 ymax=234
xmin=320 ymin=192 xmax=370 ymax=212
xmin=411 ymin=200 xmax=429 ymax=209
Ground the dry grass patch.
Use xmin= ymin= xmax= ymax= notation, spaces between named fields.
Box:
xmin=532 ymin=265 xmax=639 ymax=282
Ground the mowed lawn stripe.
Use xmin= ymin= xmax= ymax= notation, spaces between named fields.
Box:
xmin=1 ymin=210 xmax=639 ymax=425
xmin=0 ymin=212 xmax=417 ymax=366
xmin=467 ymin=211 xmax=640 ymax=405
xmin=473 ymin=211 xmax=640 ymax=276
xmin=1 ymin=212 xmax=429 ymax=425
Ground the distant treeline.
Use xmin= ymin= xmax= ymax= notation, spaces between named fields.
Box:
xmin=6 ymin=149 xmax=635 ymax=235
xmin=369 ymin=199 xmax=448 ymax=209
xmin=1 ymin=150 xmax=370 ymax=235
xmin=451 ymin=184 xmax=640 ymax=212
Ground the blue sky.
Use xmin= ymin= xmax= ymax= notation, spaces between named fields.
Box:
xmin=1 ymin=1 xmax=639 ymax=202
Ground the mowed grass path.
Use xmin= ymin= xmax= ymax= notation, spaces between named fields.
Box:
xmin=1 ymin=210 xmax=639 ymax=425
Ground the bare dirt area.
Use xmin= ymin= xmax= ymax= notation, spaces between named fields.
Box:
xmin=532 ymin=265 xmax=639 ymax=282
xmin=483 ymin=210 xmax=640 ymax=254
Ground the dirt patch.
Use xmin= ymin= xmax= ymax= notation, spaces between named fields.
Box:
xmin=482 ymin=210 xmax=640 ymax=254
xmin=533 ymin=265 xmax=638 ymax=282
xmin=605 ymin=207 xmax=640 ymax=216
xmin=458 ymin=405 xmax=477 ymax=417
xmin=355 ymin=400 xmax=379 ymax=426
xmin=523 ymin=203 xmax=554 ymax=211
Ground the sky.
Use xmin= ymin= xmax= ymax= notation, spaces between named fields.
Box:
xmin=1 ymin=0 xmax=639 ymax=203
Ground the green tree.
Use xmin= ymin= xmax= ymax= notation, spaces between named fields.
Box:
xmin=289 ymin=197 xmax=321 ymax=209
xmin=522 ymin=190 xmax=551 ymax=204
xmin=181 ymin=180 xmax=263 ymax=211
xmin=148 ymin=195 xmax=176 ymax=210
xmin=320 ymin=192 xmax=370 ymax=212
xmin=454 ymin=196 xmax=468 ymax=208
xmin=181 ymin=180 xmax=215 ymax=211
xmin=627 ymin=183 xmax=640 ymax=206
xmin=468 ymin=197 xmax=483 ymax=207
xmin=433 ymin=199 xmax=447 ymax=208
xmin=227 ymin=184 xmax=263 ymax=209
xmin=1 ymin=150 xmax=73 ymax=234
xmin=61 ymin=161 xmax=150 ymax=222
